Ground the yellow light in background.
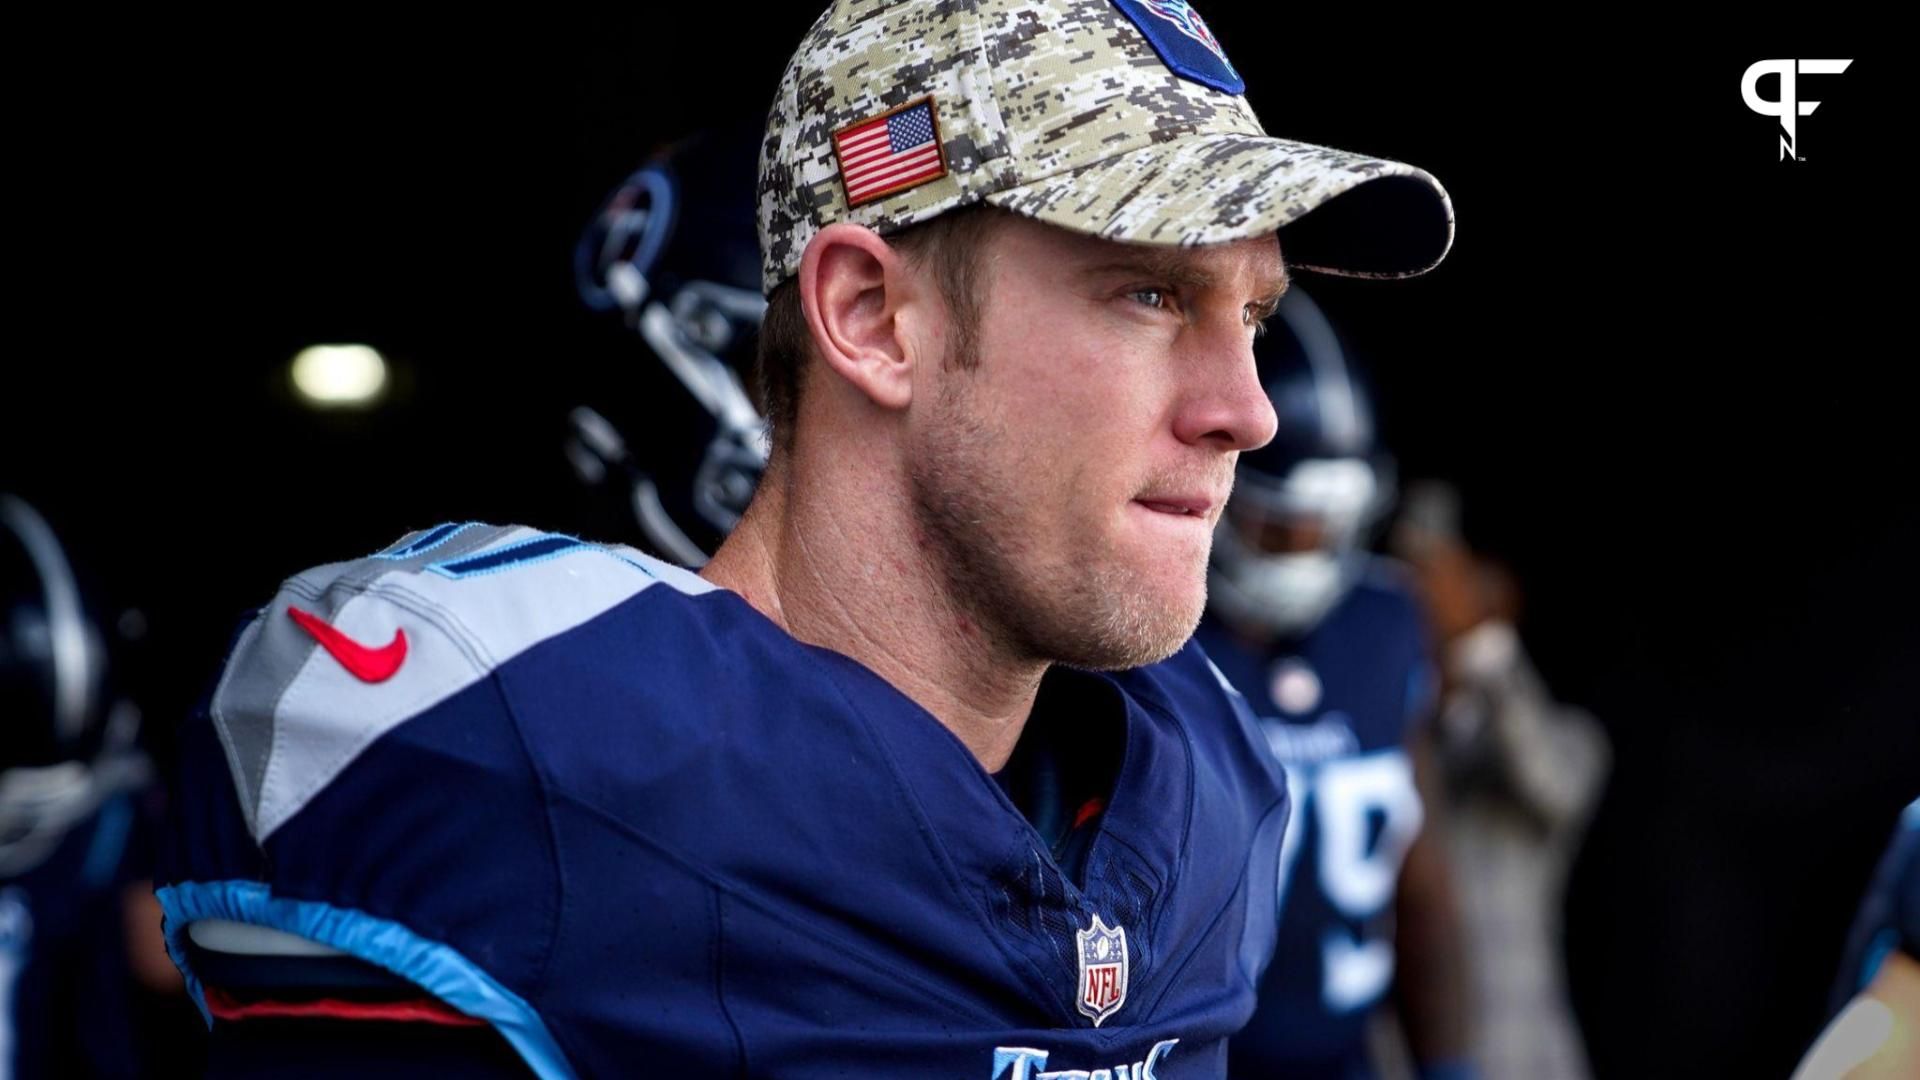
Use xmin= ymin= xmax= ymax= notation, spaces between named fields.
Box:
xmin=290 ymin=345 xmax=388 ymax=407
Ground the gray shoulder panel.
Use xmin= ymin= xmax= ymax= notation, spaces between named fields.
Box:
xmin=211 ymin=524 xmax=711 ymax=841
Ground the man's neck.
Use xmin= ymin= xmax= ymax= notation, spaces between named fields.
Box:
xmin=700 ymin=452 xmax=1045 ymax=772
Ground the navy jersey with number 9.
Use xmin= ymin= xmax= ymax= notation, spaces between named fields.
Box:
xmin=1198 ymin=564 xmax=1434 ymax=1077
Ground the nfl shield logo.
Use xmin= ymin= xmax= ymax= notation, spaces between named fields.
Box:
xmin=1074 ymin=914 xmax=1130 ymax=1026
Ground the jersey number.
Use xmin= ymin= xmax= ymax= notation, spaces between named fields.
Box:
xmin=1275 ymin=749 xmax=1423 ymax=1013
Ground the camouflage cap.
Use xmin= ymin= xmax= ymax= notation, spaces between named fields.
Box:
xmin=757 ymin=0 xmax=1455 ymax=294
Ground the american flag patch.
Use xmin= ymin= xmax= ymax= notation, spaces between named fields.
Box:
xmin=833 ymin=98 xmax=948 ymax=207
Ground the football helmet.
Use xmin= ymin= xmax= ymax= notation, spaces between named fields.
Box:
xmin=569 ymin=126 xmax=768 ymax=565
xmin=1209 ymin=287 xmax=1394 ymax=637
xmin=0 ymin=495 xmax=150 ymax=877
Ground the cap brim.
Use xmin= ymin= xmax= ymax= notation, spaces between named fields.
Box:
xmin=982 ymin=132 xmax=1455 ymax=279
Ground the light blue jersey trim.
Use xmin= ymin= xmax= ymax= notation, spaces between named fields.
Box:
xmin=155 ymin=880 xmax=576 ymax=1080
xmin=373 ymin=521 xmax=480 ymax=560
xmin=1859 ymin=929 xmax=1898 ymax=995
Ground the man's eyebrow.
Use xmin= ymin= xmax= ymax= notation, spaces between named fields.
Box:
xmin=1080 ymin=250 xmax=1217 ymax=290
xmin=1080 ymin=250 xmax=1292 ymax=301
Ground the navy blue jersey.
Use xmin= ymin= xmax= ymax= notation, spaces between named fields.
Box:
xmin=1830 ymin=796 xmax=1920 ymax=1014
xmin=158 ymin=523 xmax=1290 ymax=1079
xmin=1198 ymin=565 xmax=1434 ymax=1076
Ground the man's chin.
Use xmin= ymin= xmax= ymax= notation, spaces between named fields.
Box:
xmin=1051 ymin=578 xmax=1205 ymax=673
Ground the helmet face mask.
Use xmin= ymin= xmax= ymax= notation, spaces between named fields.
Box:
xmin=1230 ymin=458 xmax=1381 ymax=552
xmin=664 ymin=281 xmax=766 ymax=369
xmin=1211 ymin=457 xmax=1387 ymax=637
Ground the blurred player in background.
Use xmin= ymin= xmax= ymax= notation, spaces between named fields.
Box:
xmin=2 ymin=494 xmax=191 ymax=1078
xmin=1198 ymin=292 xmax=1476 ymax=1080
xmin=1792 ymin=797 xmax=1919 ymax=1080
xmin=567 ymin=127 xmax=769 ymax=567
xmin=1391 ymin=481 xmax=1607 ymax=1080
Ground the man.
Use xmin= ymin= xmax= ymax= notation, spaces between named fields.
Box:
xmin=1192 ymin=296 xmax=1474 ymax=1080
xmin=1 ymin=494 xmax=183 ymax=1077
xmin=1392 ymin=481 xmax=1606 ymax=1080
xmin=159 ymin=2 xmax=1453 ymax=1076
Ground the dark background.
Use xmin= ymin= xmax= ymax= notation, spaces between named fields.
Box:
xmin=9 ymin=14 xmax=1915 ymax=1078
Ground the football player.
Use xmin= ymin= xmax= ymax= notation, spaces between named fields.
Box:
xmin=158 ymin=2 xmax=1456 ymax=1075
xmin=567 ymin=126 xmax=769 ymax=566
xmin=2 ymin=495 xmax=176 ymax=1077
xmin=1199 ymin=291 xmax=1474 ymax=1080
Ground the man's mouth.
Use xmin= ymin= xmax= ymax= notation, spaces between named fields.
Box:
xmin=1132 ymin=496 xmax=1215 ymax=518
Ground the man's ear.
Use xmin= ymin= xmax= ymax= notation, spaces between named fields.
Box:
xmin=797 ymin=223 xmax=919 ymax=412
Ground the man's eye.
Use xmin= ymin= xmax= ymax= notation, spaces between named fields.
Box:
xmin=1246 ymin=300 xmax=1280 ymax=337
xmin=1129 ymin=288 xmax=1168 ymax=309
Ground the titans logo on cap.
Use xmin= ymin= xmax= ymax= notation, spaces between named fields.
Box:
xmin=1111 ymin=0 xmax=1245 ymax=95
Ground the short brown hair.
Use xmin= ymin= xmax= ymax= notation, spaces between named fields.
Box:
xmin=755 ymin=205 xmax=1006 ymax=454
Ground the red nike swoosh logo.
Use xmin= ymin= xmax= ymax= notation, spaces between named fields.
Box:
xmin=287 ymin=606 xmax=408 ymax=683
